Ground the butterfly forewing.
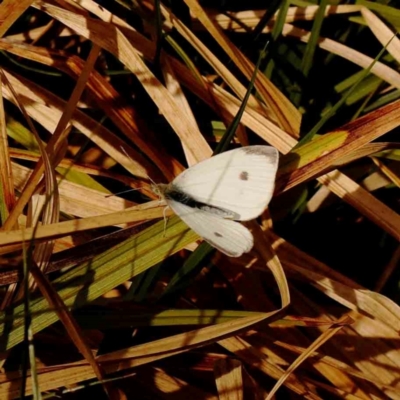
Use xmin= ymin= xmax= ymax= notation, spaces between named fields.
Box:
xmin=171 ymin=146 xmax=279 ymax=221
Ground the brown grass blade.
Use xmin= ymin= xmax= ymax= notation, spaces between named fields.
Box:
xmin=316 ymin=170 xmax=400 ymax=240
xmin=0 ymin=312 xmax=282 ymax=396
xmin=266 ymin=231 xmax=400 ymax=330
xmin=255 ymin=332 xmax=400 ymax=395
xmin=361 ymin=7 xmax=400 ymax=63
xmin=0 ymin=39 xmax=181 ymax=180
xmin=38 ymin=0 xmax=212 ymax=163
xmin=0 ymin=76 xmax=16 ymax=222
xmin=277 ymin=100 xmax=400 ymax=192
xmin=162 ymin=4 xmax=276 ymax=122
xmin=0 ymin=201 xmax=166 ymax=247
xmin=375 ymin=245 xmax=400 ymax=292
xmin=208 ymin=10 xmax=400 ymax=88
xmin=28 ymin=262 xmax=120 ymax=399
xmin=2 ymin=44 xmax=101 ymax=232
xmin=333 ymin=142 xmax=399 ymax=167
xmin=9 ymin=148 xmax=154 ymax=196
xmin=1 ymin=69 xmax=161 ymax=181
xmin=265 ymin=317 xmax=352 ymax=400
xmin=371 ymin=157 xmax=400 ymax=188
xmin=214 ymin=359 xmax=243 ymax=400
xmin=206 ymin=6 xmax=362 ymax=29
xmin=136 ymin=367 xmax=218 ymax=400
xmin=281 ymin=22 xmax=400 ymax=89
xmin=10 ymin=163 xmax=137 ymax=220
xmin=219 ymin=336 xmax=321 ymax=399
xmin=183 ymin=0 xmax=301 ymax=135
xmin=161 ymin=56 xmax=202 ymax=167
xmin=251 ymin=223 xmax=290 ymax=307
xmin=0 ymin=0 xmax=34 ymax=38
xmin=0 ymin=68 xmax=62 ymax=305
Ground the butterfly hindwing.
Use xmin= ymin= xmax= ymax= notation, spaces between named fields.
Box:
xmin=166 ymin=199 xmax=253 ymax=257
xmin=171 ymin=146 xmax=279 ymax=221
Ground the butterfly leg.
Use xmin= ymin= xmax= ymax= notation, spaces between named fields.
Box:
xmin=162 ymin=205 xmax=170 ymax=237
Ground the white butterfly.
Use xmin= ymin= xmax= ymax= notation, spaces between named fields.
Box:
xmin=154 ymin=146 xmax=279 ymax=257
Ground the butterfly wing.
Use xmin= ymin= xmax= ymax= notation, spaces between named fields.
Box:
xmin=167 ymin=199 xmax=253 ymax=257
xmin=171 ymin=146 xmax=279 ymax=221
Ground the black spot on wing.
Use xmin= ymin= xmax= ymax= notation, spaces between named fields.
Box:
xmin=214 ymin=232 xmax=223 ymax=237
xmin=239 ymin=171 xmax=249 ymax=181
xmin=242 ymin=145 xmax=279 ymax=163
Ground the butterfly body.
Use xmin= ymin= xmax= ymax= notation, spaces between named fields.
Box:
xmin=155 ymin=146 xmax=279 ymax=257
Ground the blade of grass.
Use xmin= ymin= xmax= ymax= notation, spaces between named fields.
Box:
xmin=28 ymin=261 xmax=118 ymax=399
xmin=0 ymin=216 xmax=196 ymax=350
xmin=0 ymin=74 xmax=16 ymax=225
xmin=265 ymin=316 xmax=352 ymax=399
xmin=294 ymin=35 xmax=393 ymax=148
xmin=0 ymin=0 xmax=33 ymax=38
xmin=0 ymin=201 xmax=166 ymax=247
xmin=214 ymin=359 xmax=243 ymax=400
xmin=183 ymin=0 xmax=301 ymax=135
xmin=2 ymin=44 xmax=101 ymax=232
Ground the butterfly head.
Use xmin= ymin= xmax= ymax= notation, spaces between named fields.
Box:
xmin=151 ymin=183 xmax=169 ymax=202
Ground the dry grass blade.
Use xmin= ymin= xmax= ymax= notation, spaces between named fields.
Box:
xmin=171 ymin=64 xmax=296 ymax=151
xmin=333 ymin=142 xmax=398 ymax=167
xmin=0 ymin=39 xmax=180 ymax=180
xmin=3 ymin=44 xmax=101 ymax=231
xmin=219 ymin=336 xmax=321 ymax=399
xmin=0 ymin=1 xmax=399 ymax=398
xmin=0 ymin=313 xmax=281 ymax=396
xmin=0 ymin=201 xmax=166 ymax=246
xmin=183 ymin=0 xmax=301 ymax=135
xmin=0 ymin=77 xmax=16 ymax=222
xmin=136 ymin=367 xmax=218 ymax=400
xmin=277 ymin=100 xmax=400 ymax=192
xmin=93 ymin=312 xmax=283 ymax=363
xmin=258 ymin=332 xmax=400 ymax=393
xmin=375 ymin=245 xmax=400 ymax=293
xmin=0 ymin=69 xmax=61 ymax=306
xmin=251 ymin=222 xmax=290 ymax=307
xmin=265 ymin=316 xmax=352 ymax=400
xmin=1 ymin=68 xmax=160 ymax=181
xmin=11 ymin=163 xmax=137 ymax=220
xmin=361 ymin=7 xmax=400 ymax=63
xmin=208 ymin=10 xmax=400 ymax=88
xmin=371 ymin=157 xmax=400 ymax=188
xmin=37 ymin=0 xmax=212 ymax=163
xmin=28 ymin=262 xmax=118 ymax=399
xmin=267 ymin=231 xmax=400 ymax=330
xmin=162 ymin=4 xmax=275 ymax=121
xmin=281 ymin=22 xmax=400 ymax=89
xmin=0 ymin=0 xmax=34 ymax=38
xmin=214 ymin=359 xmax=243 ymax=400
xmin=162 ymin=56 xmax=201 ymax=167
xmin=9 ymin=148 xmax=154 ymax=195
xmin=317 ymin=170 xmax=400 ymax=240
xmin=207 ymin=6 xmax=362 ymax=29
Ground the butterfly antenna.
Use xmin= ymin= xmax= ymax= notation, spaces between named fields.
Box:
xmin=120 ymin=145 xmax=160 ymax=184
xmin=105 ymin=187 xmax=144 ymax=198
xmin=120 ymin=145 xmax=166 ymax=202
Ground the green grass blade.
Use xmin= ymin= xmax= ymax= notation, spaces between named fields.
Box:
xmin=0 ymin=216 xmax=197 ymax=351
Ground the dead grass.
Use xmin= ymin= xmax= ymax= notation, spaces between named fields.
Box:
xmin=0 ymin=0 xmax=398 ymax=399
